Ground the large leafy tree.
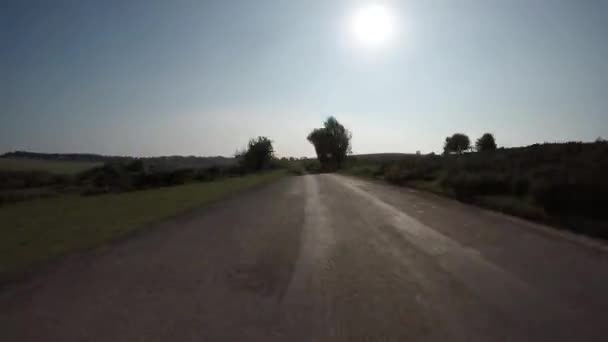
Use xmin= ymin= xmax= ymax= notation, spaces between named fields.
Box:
xmin=443 ymin=133 xmax=471 ymax=154
xmin=237 ymin=136 xmax=274 ymax=171
xmin=307 ymin=117 xmax=352 ymax=170
xmin=475 ymin=133 xmax=497 ymax=152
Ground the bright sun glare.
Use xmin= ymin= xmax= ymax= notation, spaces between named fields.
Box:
xmin=350 ymin=4 xmax=396 ymax=47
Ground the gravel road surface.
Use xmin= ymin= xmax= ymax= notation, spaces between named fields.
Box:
xmin=2 ymin=174 xmax=607 ymax=341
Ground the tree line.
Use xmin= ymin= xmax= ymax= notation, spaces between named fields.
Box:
xmin=443 ymin=132 xmax=497 ymax=154
xmin=304 ymin=116 xmax=500 ymax=168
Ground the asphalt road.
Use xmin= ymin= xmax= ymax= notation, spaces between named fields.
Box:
xmin=2 ymin=174 xmax=608 ymax=341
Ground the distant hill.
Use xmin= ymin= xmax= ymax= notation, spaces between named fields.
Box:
xmin=1 ymin=151 xmax=129 ymax=163
xmin=0 ymin=151 xmax=237 ymax=172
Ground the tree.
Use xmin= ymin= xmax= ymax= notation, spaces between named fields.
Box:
xmin=444 ymin=133 xmax=471 ymax=154
xmin=307 ymin=116 xmax=352 ymax=170
xmin=238 ymin=136 xmax=274 ymax=171
xmin=475 ymin=133 xmax=497 ymax=152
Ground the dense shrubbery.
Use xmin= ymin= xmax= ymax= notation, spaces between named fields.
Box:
xmin=0 ymin=170 xmax=69 ymax=189
xmin=345 ymin=141 xmax=608 ymax=239
xmin=530 ymin=174 xmax=607 ymax=219
xmin=0 ymin=171 xmax=71 ymax=205
xmin=301 ymin=159 xmax=323 ymax=174
xmin=383 ymin=155 xmax=443 ymax=183
xmin=0 ymin=158 xmax=274 ymax=204
xmin=77 ymin=161 xmax=253 ymax=195
xmin=276 ymin=158 xmax=323 ymax=175
xmin=0 ymin=137 xmax=282 ymax=204
xmin=441 ymin=171 xmax=510 ymax=199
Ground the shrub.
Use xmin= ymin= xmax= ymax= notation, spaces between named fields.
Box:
xmin=77 ymin=162 xmax=198 ymax=193
xmin=531 ymin=177 xmax=608 ymax=219
xmin=382 ymin=156 xmax=442 ymax=184
xmin=511 ymin=177 xmax=530 ymax=197
xmin=384 ymin=163 xmax=407 ymax=183
xmin=125 ymin=159 xmax=144 ymax=172
xmin=77 ymin=162 xmax=132 ymax=191
xmin=0 ymin=171 xmax=69 ymax=190
xmin=302 ymin=159 xmax=323 ymax=174
xmin=195 ymin=166 xmax=222 ymax=181
xmin=342 ymin=141 xmax=608 ymax=239
xmin=284 ymin=162 xmax=306 ymax=175
xmin=347 ymin=164 xmax=381 ymax=178
xmin=441 ymin=171 xmax=510 ymax=199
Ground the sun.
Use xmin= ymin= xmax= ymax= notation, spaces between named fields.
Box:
xmin=350 ymin=4 xmax=396 ymax=47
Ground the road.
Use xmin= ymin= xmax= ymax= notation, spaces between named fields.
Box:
xmin=1 ymin=174 xmax=608 ymax=341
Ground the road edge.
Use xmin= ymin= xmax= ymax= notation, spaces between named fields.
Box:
xmin=338 ymin=173 xmax=608 ymax=254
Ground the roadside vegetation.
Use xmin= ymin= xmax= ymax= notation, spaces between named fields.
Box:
xmin=0 ymin=137 xmax=286 ymax=280
xmin=344 ymin=136 xmax=608 ymax=240
xmin=302 ymin=117 xmax=607 ymax=240
xmin=0 ymin=157 xmax=101 ymax=175
xmin=0 ymin=137 xmax=280 ymax=206
xmin=0 ymin=171 xmax=285 ymax=281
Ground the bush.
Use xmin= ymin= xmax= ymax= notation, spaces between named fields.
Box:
xmin=302 ymin=159 xmax=323 ymax=174
xmin=384 ymin=163 xmax=408 ymax=183
xmin=441 ymin=171 xmax=510 ymax=199
xmin=0 ymin=171 xmax=70 ymax=190
xmin=195 ymin=166 xmax=222 ymax=181
xmin=77 ymin=162 xmax=200 ymax=194
xmin=383 ymin=156 xmax=442 ymax=184
xmin=342 ymin=141 xmax=608 ymax=239
xmin=77 ymin=162 xmax=132 ymax=191
xmin=346 ymin=164 xmax=381 ymax=178
xmin=284 ymin=162 xmax=306 ymax=175
xmin=531 ymin=177 xmax=608 ymax=219
xmin=511 ymin=177 xmax=530 ymax=197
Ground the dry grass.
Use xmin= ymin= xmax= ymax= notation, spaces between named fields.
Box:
xmin=0 ymin=171 xmax=285 ymax=280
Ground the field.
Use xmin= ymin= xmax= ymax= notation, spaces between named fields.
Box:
xmin=0 ymin=158 xmax=100 ymax=175
xmin=0 ymin=170 xmax=285 ymax=280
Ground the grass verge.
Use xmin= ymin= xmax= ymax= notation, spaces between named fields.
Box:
xmin=0 ymin=171 xmax=285 ymax=280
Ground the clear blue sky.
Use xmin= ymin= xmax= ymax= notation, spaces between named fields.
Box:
xmin=2 ymin=0 xmax=607 ymax=157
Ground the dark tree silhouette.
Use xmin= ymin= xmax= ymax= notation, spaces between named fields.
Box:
xmin=475 ymin=133 xmax=497 ymax=152
xmin=307 ymin=117 xmax=351 ymax=170
xmin=238 ymin=136 xmax=274 ymax=171
xmin=444 ymin=133 xmax=471 ymax=154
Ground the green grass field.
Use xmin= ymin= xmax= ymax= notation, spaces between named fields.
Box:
xmin=0 ymin=171 xmax=285 ymax=280
xmin=0 ymin=158 xmax=101 ymax=175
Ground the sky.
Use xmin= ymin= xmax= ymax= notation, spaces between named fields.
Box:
xmin=2 ymin=0 xmax=607 ymax=157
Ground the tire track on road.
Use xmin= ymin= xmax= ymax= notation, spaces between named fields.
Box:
xmin=281 ymin=175 xmax=336 ymax=339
